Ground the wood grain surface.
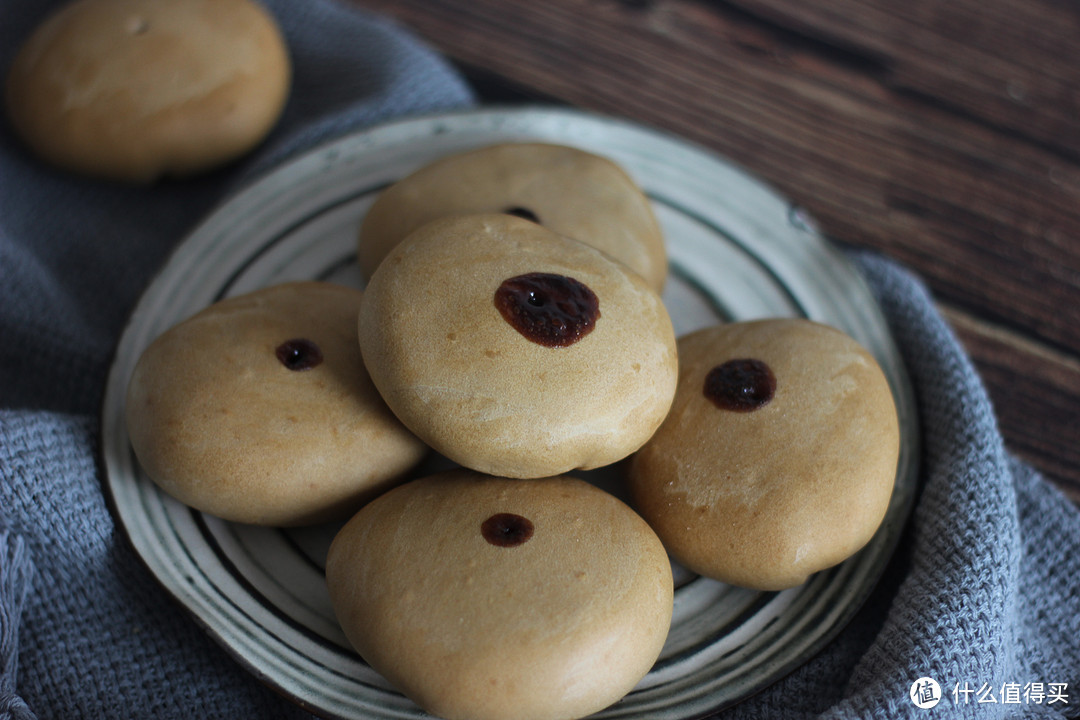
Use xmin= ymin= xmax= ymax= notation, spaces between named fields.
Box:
xmin=351 ymin=0 xmax=1080 ymax=504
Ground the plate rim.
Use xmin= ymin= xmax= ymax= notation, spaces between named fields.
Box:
xmin=98 ymin=104 xmax=920 ymax=719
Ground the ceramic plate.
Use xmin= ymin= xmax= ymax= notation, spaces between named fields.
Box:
xmin=100 ymin=107 xmax=919 ymax=719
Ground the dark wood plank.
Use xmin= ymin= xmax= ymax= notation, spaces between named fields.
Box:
xmin=356 ymin=0 xmax=1080 ymax=354
xmin=718 ymin=0 xmax=1080 ymax=159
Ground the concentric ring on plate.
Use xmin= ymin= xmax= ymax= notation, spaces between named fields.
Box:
xmin=100 ymin=106 xmax=918 ymax=720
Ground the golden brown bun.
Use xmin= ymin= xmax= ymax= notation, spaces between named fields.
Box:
xmin=326 ymin=470 xmax=673 ymax=720
xmin=125 ymin=282 xmax=428 ymax=526
xmin=6 ymin=0 xmax=290 ymax=182
xmin=357 ymin=142 xmax=667 ymax=291
xmin=358 ymin=213 xmax=678 ymax=479
xmin=627 ymin=319 xmax=900 ymax=590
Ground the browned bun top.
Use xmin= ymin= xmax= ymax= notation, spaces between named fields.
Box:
xmin=6 ymin=0 xmax=291 ymax=181
xmin=357 ymin=142 xmax=667 ymax=291
xmin=125 ymin=282 xmax=427 ymax=526
xmin=326 ymin=469 xmax=674 ymax=720
xmin=358 ymin=213 xmax=678 ymax=479
xmin=628 ymin=318 xmax=900 ymax=590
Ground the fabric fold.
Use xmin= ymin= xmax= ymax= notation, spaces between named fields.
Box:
xmin=0 ymin=531 xmax=35 ymax=720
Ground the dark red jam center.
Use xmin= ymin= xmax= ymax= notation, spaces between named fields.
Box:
xmin=503 ymin=206 xmax=540 ymax=224
xmin=275 ymin=339 xmax=323 ymax=371
xmin=704 ymin=358 xmax=776 ymax=411
xmin=494 ymin=272 xmax=600 ymax=348
xmin=481 ymin=513 xmax=534 ymax=547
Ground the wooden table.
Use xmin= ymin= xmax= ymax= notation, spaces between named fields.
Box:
xmin=349 ymin=0 xmax=1080 ymax=505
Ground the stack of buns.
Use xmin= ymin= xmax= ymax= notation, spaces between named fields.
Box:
xmin=123 ymin=141 xmax=900 ymax=720
xmin=10 ymin=4 xmax=899 ymax=718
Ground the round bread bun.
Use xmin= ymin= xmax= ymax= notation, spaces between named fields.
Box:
xmin=358 ymin=213 xmax=678 ymax=479
xmin=125 ymin=282 xmax=428 ymax=526
xmin=326 ymin=469 xmax=674 ymax=720
xmin=6 ymin=0 xmax=291 ymax=182
xmin=627 ymin=319 xmax=900 ymax=590
xmin=357 ymin=142 xmax=668 ymax=291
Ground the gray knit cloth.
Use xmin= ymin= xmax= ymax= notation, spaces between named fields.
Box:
xmin=1 ymin=1 xmax=1077 ymax=718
